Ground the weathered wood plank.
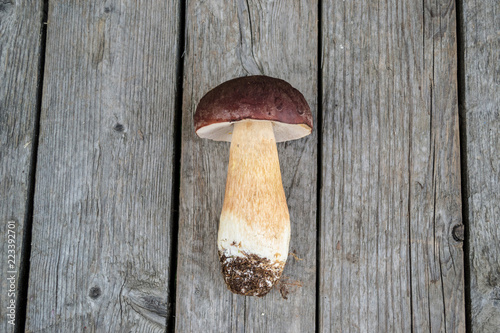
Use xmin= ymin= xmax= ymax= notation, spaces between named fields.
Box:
xmin=460 ymin=0 xmax=500 ymax=331
xmin=26 ymin=1 xmax=180 ymax=331
xmin=176 ymin=0 xmax=317 ymax=331
xmin=0 ymin=1 xmax=43 ymax=331
xmin=319 ymin=0 xmax=465 ymax=331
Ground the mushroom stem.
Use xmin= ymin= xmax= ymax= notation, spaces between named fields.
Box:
xmin=218 ymin=120 xmax=290 ymax=296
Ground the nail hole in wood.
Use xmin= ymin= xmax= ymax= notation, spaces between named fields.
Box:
xmin=89 ymin=286 xmax=102 ymax=299
xmin=113 ymin=123 xmax=125 ymax=132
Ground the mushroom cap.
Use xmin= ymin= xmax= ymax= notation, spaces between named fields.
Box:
xmin=194 ymin=76 xmax=313 ymax=142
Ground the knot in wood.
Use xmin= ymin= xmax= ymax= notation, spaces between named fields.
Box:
xmin=452 ymin=224 xmax=465 ymax=242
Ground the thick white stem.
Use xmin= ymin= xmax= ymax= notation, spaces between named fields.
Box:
xmin=218 ymin=120 xmax=290 ymax=296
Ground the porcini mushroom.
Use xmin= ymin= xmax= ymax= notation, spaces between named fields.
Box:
xmin=194 ymin=75 xmax=312 ymax=296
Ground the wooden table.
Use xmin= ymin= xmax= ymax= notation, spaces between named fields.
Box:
xmin=1 ymin=0 xmax=498 ymax=332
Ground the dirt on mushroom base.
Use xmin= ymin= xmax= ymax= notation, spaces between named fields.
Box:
xmin=219 ymin=251 xmax=285 ymax=297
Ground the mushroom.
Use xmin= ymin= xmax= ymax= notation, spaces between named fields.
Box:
xmin=194 ymin=75 xmax=313 ymax=296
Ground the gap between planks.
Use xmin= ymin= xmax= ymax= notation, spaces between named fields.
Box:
xmin=166 ymin=0 xmax=187 ymax=331
xmin=455 ymin=0 xmax=472 ymax=330
xmin=16 ymin=1 xmax=49 ymax=332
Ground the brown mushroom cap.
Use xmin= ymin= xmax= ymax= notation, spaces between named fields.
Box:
xmin=194 ymin=76 xmax=313 ymax=142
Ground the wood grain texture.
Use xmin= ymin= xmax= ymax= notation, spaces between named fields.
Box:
xmin=319 ymin=0 xmax=465 ymax=331
xmin=461 ymin=0 xmax=500 ymax=331
xmin=176 ymin=0 xmax=317 ymax=331
xmin=0 ymin=1 xmax=42 ymax=332
xmin=26 ymin=0 xmax=180 ymax=331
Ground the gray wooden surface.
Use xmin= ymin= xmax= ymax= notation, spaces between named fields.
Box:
xmin=176 ymin=0 xmax=318 ymax=331
xmin=25 ymin=0 xmax=180 ymax=331
xmin=1 ymin=0 xmax=498 ymax=331
xmin=319 ymin=0 xmax=465 ymax=331
xmin=461 ymin=0 xmax=500 ymax=331
xmin=0 ymin=1 xmax=43 ymax=332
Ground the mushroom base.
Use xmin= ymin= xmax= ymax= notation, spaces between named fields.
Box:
xmin=219 ymin=250 xmax=285 ymax=297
